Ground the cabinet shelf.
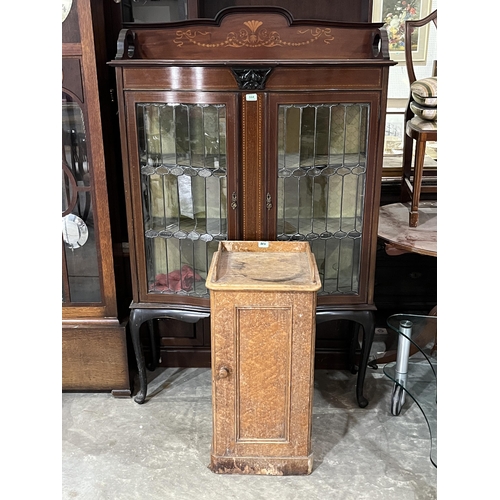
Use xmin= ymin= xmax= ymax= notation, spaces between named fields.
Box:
xmin=141 ymin=155 xmax=227 ymax=177
xmin=278 ymin=158 xmax=367 ymax=171
xmin=143 ymin=216 xmax=362 ymax=297
xmin=144 ymin=218 xmax=227 ymax=240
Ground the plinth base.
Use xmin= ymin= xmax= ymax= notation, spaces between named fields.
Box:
xmin=209 ymin=453 xmax=313 ymax=475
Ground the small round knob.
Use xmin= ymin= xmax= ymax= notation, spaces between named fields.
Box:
xmin=218 ymin=366 xmax=230 ymax=379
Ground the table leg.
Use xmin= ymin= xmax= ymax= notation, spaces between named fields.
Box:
xmin=391 ymin=319 xmax=413 ymax=415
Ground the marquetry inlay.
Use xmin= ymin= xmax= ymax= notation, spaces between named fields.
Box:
xmin=241 ymin=93 xmax=264 ymax=240
xmin=173 ymin=20 xmax=335 ymax=48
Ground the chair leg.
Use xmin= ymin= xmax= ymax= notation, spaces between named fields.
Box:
xmin=409 ymin=139 xmax=427 ymax=227
xmin=401 ymin=133 xmax=413 ymax=203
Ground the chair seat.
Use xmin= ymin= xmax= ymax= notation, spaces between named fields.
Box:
xmin=406 ymin=117 xmax=437 ymax=141
xmin=410 ymin=101 xmax=437 ymax=121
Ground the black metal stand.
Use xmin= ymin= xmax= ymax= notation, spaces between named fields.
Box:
xmin=129 ymin=307 xmax=210 ymax=404
xmin=316 ymin=309 xmax=376 ymax=408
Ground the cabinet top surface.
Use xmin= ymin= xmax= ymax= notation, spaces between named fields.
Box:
xmin=206 ymin=241 xmax=321 ymax=291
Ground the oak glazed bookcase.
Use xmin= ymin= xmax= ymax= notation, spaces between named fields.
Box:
xmin=110 ymin=7 xmax=395 ymax=405
xmin=62 ymin=0 xmax=130 ymax=395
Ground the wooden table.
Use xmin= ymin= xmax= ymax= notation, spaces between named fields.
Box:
xmin=375 ymin=201 xmax=437 ymax=366
xmin=377 ymin=201 xmax=437 ymax=257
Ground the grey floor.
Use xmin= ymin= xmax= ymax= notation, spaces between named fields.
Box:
xmin=62 ymin=361 xmax=437 ymax=500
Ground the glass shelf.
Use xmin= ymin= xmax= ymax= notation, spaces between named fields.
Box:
xmin=144 ymin=218 xmax=227 ymax=240
xmin=383 ymin=313 xmax=437 ymax=467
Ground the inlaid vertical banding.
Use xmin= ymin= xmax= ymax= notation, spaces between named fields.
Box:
xmin=241 ymin=93 xmax=264 ymax=240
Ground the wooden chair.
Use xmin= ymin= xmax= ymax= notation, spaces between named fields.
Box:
xmin=401 ymin=10 xmax=437 ymax=227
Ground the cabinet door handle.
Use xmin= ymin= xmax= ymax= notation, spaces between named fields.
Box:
xmin=217 ymin=366 xmax=230 ymax=379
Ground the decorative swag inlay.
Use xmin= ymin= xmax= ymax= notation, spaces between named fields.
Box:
xmin=173 ymin=20 xmax=335 ymax=48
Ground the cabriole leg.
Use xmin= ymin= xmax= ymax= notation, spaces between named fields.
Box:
xmin=354 ymin=311 xmax=375 ymax=408
xmin=129 ymin=308 xmax=148 ymax=404
xmin=316 ymin=309 xmax=376 ymax=408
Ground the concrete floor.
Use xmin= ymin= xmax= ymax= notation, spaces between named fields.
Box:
xmin=62 ymin=366 xmax=437 ymax=500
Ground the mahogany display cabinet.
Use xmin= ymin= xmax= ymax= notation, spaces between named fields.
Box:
xmin=110 ymin=6 xmax=396 ymax=404
xmin=62 ymin=0 xmax=130 ymax=395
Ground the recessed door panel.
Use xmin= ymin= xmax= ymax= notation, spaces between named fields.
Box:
xmin=236 ymin=306 xmax=292 ymax=442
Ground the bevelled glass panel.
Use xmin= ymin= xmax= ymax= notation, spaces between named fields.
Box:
xmin=62 ymin=92 xmax=101 ymax=303
xmin=276 ymin=103 xmax=369 ymax=295
xmin=137 ymin=102 xmax=228 ymax=297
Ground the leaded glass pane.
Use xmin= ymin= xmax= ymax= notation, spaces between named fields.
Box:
xmin=277 ymin=103 xmax=369 ymax=295
xmin=137 ymin=102 xmax=228 ymax=297
xmin=62 ymin=92 xmax=101 ymax=303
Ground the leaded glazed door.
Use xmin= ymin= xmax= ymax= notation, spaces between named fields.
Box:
xmin=124 ymin=91 xmax=239 ymax=305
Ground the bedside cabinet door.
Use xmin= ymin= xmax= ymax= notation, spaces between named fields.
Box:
xmin=211 ymin=290 xmax=316 ymax=473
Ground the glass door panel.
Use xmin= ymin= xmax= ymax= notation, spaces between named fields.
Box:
xmin=136 ymin=102 xmax=229 ymax=298
xmin=276 ymin=102 xmax=369 ymax=295
xmin=62 ymin=92 xmax=101 ymax=303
